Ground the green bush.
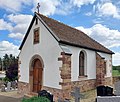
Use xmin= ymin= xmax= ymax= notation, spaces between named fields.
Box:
xmin=22 ymin=96 xmax=50 ymax=102
xmin=3 ymin=77 xmax=10 ymax=82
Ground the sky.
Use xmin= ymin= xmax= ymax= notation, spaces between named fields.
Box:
xmin=0 ymin=0 xmax=120 ymax=66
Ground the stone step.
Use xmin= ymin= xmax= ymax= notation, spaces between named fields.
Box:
xmin=24 ymin=92 xmax=38 ymax=98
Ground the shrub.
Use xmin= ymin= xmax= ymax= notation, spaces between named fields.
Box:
xmin=3 ymin=77 xmax=10 ymax=82
xmin=6 ymin=63 xmax=18 ymax=81
xmin=22 ymin=96 xmax=50 ymax=102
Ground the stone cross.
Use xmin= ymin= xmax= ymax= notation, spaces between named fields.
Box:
xmin=37 ymin=3 xmax=40 ymax=13
xmin=114 ymin=81 xmax=120 ymax=96
xmin=71 ymin=87 xmax=81 ymax=102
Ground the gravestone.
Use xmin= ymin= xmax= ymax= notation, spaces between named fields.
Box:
xmin=71 ymin=87 xmax=81 ymax=102
xmin=38 ymin=90 xmax=53 ymax=102
xmin=6 ymin=81 xmax=11 ymax=92
xmin=106 ymin=86 xmax=113 ymax=96
xmin=1 ymin=84 xmax=5 ymax=92
xmin=114 ymin=81 xmax=120 ymax=96
xmin=97 ymin=85 xmax=114 ymax=96
xmin=11 ymin=81 xmax=17 ymax=89
xmin=97 ymin=85 xmax=106 ymax=96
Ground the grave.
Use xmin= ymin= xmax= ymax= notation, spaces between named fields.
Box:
xmin=1 ymin=84 xmax=5 ymax=92
xmin=58 ymin=87 xmax=81 ymax=102
xmin=6 ymin=81 xmax=11 ymax=92
xmin=96 ymin=85 xmax=114 ymax=96
xmin=71 ymin=87 xmax=81 ymax=102
xmin=11 ymin=81 xmax=17 ymax=89
xmin=97 ymin=96 xmax=120 ymax=102
xmin=38 ymin=90 xmax=53 ymax=102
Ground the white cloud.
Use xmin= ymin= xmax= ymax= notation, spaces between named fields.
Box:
xmin=32 ymin=0 xmax=60 ymax=16
xmin=12 ymin=24 xmax=28 ymax=34
xmin=113 ymin=52 xmax=120 ymax=66
xmin=8 ymin=33 xmax=24 ymax=40
xmin=8 ymin=14 xmax=33 ymax=24
xmin=0 ymin=0 xmax=96 ymax=16
xmin=32 ymin=0 xmax=96 ymax=16
xmin=0 ymin=19 xmax=13 ymax=31
xmin=6 ymin=14 xmax=33 ymax=40
xmin=97 ymin=2 xmax=120 ymax=19
xmin=55 ymin=1 xmax=73 ymax=15
xmin=85 ymin=12 xmax=92 ymax=16
xmin=32 ymin=0 xmax=74 ymax=15
xmin=76 ymin=24 xmax=120 ymax=48
xmin=0 ymin=14 xmax=32 ymax=40
xmin=0 ymin=0 xmax=32 ymax=12
xmin=71 ymin=0 xmax=96 ymax=7
xmin=0 ymin=41 xmax=19 ymax=57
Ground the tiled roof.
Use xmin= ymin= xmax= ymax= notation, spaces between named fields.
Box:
xmin=37 ymin=13 xmax=114 ymax=54
xmin=19 ymin=13 xmax=114 ymax=54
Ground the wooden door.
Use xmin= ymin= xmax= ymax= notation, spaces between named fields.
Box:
xmin=33 ymin=59 xmax=43 ymax=92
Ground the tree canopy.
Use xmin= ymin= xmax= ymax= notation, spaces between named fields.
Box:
xmin=0 ymin=54 xmax=18 ymax=81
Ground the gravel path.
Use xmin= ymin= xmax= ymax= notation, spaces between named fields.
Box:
xmin=0 ymin=91 xmax=23 ymax=102
xmin=0 ymin=95 xmax=22 ymax=102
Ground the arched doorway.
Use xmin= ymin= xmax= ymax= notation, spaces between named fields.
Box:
xmin=33 ymin=59 xmax=43 ymax=92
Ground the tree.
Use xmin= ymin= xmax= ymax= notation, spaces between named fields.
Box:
xmin=0 ymin=57 xmax=2 ymax=71
xmin=3 ymin=54 xmax=10 ymax=70
xmin=5 ymin=55 xmax=18 ymax=81
xmin=0 ymin=54 xmax=18 ymax=81
xmin=6 ymin=62 xmax=18 ymax=81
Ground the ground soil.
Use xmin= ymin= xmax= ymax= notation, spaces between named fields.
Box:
xmin=71 ymin=89 xmax=96 ymax=102
xmin=0 ymin=91 xmax=23 ymax=102
xmin=0 ymin=89 xmax=97 ymax=102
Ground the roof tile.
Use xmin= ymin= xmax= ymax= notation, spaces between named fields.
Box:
xmin=37 ymin=13 xmax=114 ymax=54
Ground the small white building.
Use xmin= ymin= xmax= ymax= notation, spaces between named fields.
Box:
xmin=18 ymin=12 xmax=114 ymax=100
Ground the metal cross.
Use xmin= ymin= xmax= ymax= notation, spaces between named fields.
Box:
xmin=37 ymin=3 xmax=40 ymax=13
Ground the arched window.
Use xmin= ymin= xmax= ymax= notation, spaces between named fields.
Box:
xmin=79 ymin=51 xmax=85 ymax=76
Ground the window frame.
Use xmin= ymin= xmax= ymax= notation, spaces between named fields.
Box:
xmin=35 ymin=17 xmax=38 ymax=25
xmin=79 ymin=51 xmax=85 ymax=76
xmin=33 ymin=28 xmax=40 ymax=44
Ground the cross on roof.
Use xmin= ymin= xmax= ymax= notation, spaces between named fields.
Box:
xmin=37 ymin=3 xmax=40 ymax=13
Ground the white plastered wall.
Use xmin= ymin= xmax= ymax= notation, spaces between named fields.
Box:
xmin=66 ymin=45 xmax=96 ymax=81
xmin=97 ymin=52 xmax=112 ymax=77
xmin=19 ymin=18 xmax=62 ymax=89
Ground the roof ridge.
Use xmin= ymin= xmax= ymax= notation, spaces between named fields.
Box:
xmin=36 ymin=13 xmax=86 ymax=34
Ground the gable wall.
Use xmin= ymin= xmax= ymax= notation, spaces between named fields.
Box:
xmin=19 ymin=18 xmax=62 ymax=89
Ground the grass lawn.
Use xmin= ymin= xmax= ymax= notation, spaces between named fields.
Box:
xmin=112 ymin=70 xmax=120 ymax=76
